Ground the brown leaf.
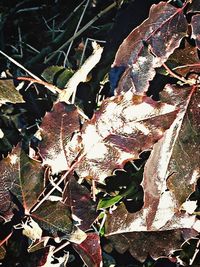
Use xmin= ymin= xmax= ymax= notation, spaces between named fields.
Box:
xmin=107 ymin=229 xmax=197 ymax=262
xmin=0 ymin=145 xmax=44 ymax=221
xmin=112 ymin=1 xmax=187 ymax=94
xmin=75 ymin=92 xmax=177 ymax=184
xmin=168 ymin=40 xmax=200 ymax=77
xmin=31 ymin=200 xmax=73 ymax=235
xmin=105 ymin=85 xmax=200 ymax=235
xmin=73 ymin=233 xmax=102 ymax=267
xmin=0 ymin=79 xmax=24 ymax=105
xmin=63 ymin=176 xmax=98 ymax=231
xmin=38 ymin=102 xmax=81 ymax=173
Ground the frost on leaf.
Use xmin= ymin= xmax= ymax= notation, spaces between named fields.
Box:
xmin=191 ymin=14 xmax=200 ymax=50
xmin=0 ymin=145 xmax=44 ymax=221
xmin=105 ymin=85 xmax=200 ymax=235
xmin=111 ymin=1 xmax=187 ymax=94
xmin=38 ymin=102 xmax=81 ymax=173
xmin=107 ymin=228 xmax=197 ymax=262
xmin=75 ymin=92 xmax=177 ymax=184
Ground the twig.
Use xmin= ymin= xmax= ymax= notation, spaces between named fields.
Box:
xmin=189 ymin=239 xmax=200 ymax=265
xmin=45 ymin=2 xmax=116 ymax=63
xmin=63 ymin=0 xmax=90 ymax=67
xmin=59 ymin=0 xmax=87 ymax=28
xmin=31 ymin=150 xmax=85 ymax=213
xmin=162 ymin=62 xmax=195 ymax=85
xmin=18 ymin=26 xmax=23 ymax=57
xmin=16 ymin=76 xmax=62 ymax=94
xmin=0 ymin=50 xmax=38 ymax=79
xmin=52 ymin=241 xmax=70 ymax=255
xmin=0 ymin=50 xmax=57 ymax=94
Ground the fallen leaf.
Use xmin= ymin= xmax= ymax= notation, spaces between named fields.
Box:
xmin=63 ymin=176 xmax=98 ymax=231
xmin=38 ymin=102 xmax=81 ymax=174
xmin=0 ymin=79 xmax=24 ymax=105
xmin=167 ymin=40 xmax=200 ymax=77
xmin=73 ymin=233 xmax=102 ymax=267
xmin=111 ymin=1 xmax=187 ymax=94
xmin=105 ymin=85 xmax=200 ymax=235
xmin=107 ymin=228 xmax=197 ymax=262
xmin=76 ymin=91 xmax=177 ymax=184
xmin=0 ymin=145 xmax=44 ymax=221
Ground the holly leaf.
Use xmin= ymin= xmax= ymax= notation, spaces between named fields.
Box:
xmin=0 ymin=79 xmax=24 ymax=105
xmin=75 ymin=92 xmax=177 ymax=184
xmin=111 ymin=1 xmax=187 ymax=94
xmin=63 ymin=176 xmax=98 ymax=231
xmin=38 ymin=93 xmax=177 ymax=185
xmin=107 ymin=228 xmax=198 ymax=262
xmin=38 ymin=102 xmax=81 ymax=174
xmin=0 ymin=145 xmax=44 ymax=221
xmin=73 ymin=233 xmax=102 ymax=267
xmin=191 ymin=14 xmax=200 ymax=50
xmin=105 ymin=85 xmax=200 ymax=236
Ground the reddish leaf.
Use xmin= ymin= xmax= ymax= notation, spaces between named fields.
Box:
xmin=163 ymin=86 xmax=200 ymax=204
xmin=168 ymin=40 xmax=200 ymax=77
xmin=75 ymin=92 xmax=177 ymax=184
xmin=191 ymin=14 xmax=200 ymax=50
xmin=38 ymin=102 xmax=81 ymax=174
xmin=105 ymin=85 xmax=200 ymax=236
xmin=112 ymin=1 xmax=187 ymax=94
xmin=73 ymin=233 xmax=102 ymax=267
xmin=63 ymin=177 xmax=98 ymax=231
xmin=0 ymin=145 xmax=44 ymax=221
xmin=107 ymin=228 xmax=198 ymax=262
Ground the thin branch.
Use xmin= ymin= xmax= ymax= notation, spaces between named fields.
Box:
xmin=0 ymin=50 xmax=38 ymax=79
xmin=59 ymin=0 xmax=87 ymax=28
xmin=16 ymin=76 xmax=62 ymax=94
xmin=63 ymin=0 xmax=90 ymax=67
xmin=45 ymin=2 xmax=116 ymax=63
xmin=52 ymin=241 xmax=70 ymax=255
xmin=31 ymin=150 xmax=85 ymax=213
xmin=162 ymin=62 xmax=195 ymax=85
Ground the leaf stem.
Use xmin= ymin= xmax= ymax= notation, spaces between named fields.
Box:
xmin=52 ymin=241 xmax=70 ymax=255
xmin=16 ymin=76 xmax=62 ymax=94
xmin=162 ymin=62 xmax=195 ymax=85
